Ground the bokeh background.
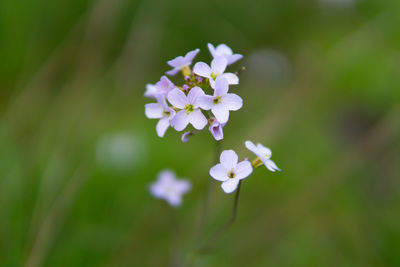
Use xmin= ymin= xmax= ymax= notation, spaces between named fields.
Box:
xmin=1 ymin=0 xmax=400 ymax=266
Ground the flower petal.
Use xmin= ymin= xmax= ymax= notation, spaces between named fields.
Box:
xmin=227 ymin=54 xmax=243 ymax=65
xmin=220 ymin=150 xmax=238 ymax=170
xmin=167 ymin=88 xmax=187 ymax=109
xmin=193 ymin=62 xmax=212 ymax=78
xmin=207 ymin=43 xmax=217 ymax=57
xmin=221 ymin=179 xmax=240 ymax=194
xmin=257 ymin=143 xmax=272 ymax=158
xmin=188 ymin=109 xmax=207 ymax=130
xmin=166 ymin=68 xmax=180 ymax=76
xmin=210 ymin=163 xmax=228 ymax=181
xmin=156 ymin=117 xmax=170 ymax=137
xmin=176 ymin=179 xmax=191 ymax=194
xmin=222 ymin=73 xmax=239 ymax=85
xmin=187 ymin=86 xmax=204 ymax=105
xmin=197 ymin=95 xmax=213 ymax=110
xmin=216 ymin=44 xmax=233 ymax=55
xmin=184 ymin=48 xmax=200 ymax=62
xmin=223 ymin=93 xmax=243 ymax=111
xmin=166 ymin=194 xmax=182 ymax=207
xmin=211 ymin=104 xmax=229 ymax=124
xmin=145 ymin=103 xmax=163 ymax=119
xmin=167 ymin=56 xmax=185 ymax=68
xmin=170 ymin=110 xmax=189 ymax=131
xmin=211 ymin=57 xmax=227 ymax=74
xmin=245 ymin=140 xmax=258 ymax=155
xmin=235 ymin=161 xmax=253 ymax=180
xmin=263 ymin=159 xmax=281 ymax=172
xmin=214 ymin=76 xmax=229 ymax=96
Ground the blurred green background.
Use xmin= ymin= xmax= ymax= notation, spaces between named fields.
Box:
xmin=1 ymin=0 xmax=400 ymax=266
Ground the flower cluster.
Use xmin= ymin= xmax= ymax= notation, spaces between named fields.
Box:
xmin=210 ymin=140 xmax=280 ymax=193
xmin=144 ymin=43 xmax=243 ymax=141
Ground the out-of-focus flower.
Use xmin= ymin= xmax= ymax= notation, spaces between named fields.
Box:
xmin=144 ymin=83 xmax=158 ymax=98
xmin=181 ymin=131 xmax=195 ymax=142
xmin=145 ymin=95 xmax=176 ymax=137
xmin=208 ymin=118 xmax=224 ymax=141
xmin=245 ymin=140 xmax=281 ymax=172
xmin=168 ymin=87 xmax=207 ymax=131
xmin=149 ymin=170 xmax=191 ymax=207
xmin=193 ymin=57 xmax=238 ymax=88
xmin=198 ymin=76 xmax=242 ymax=123
xmin=166 ymin=48 xmax=200 ymax=76
xmin=209 ymin=150 xmax=253 ymax=193
xmin=208 ymin=43 xmax=243 ymax=65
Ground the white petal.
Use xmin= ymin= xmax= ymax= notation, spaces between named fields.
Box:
xmin=216 ymin=44 xmax=233 ymax=55
xmin=211 ymin=104 xmax=229 ymax=124
xmin=144 ymin=84 xmax=158 ymax=98
xmin=221 ymin=179 xmax=240 ymax=194
xmin=235 ymin=161 xmax=253 ymax=180
xmin=170 ymin=110 xmax=189 ymax=131
xmin=145 ymin=103 xmax=163 ymax=119
xmin=264 ymin=159 xmax=281 ymax=172
xmin=166 ymin=68 xmax=180 ymax=76
xmin=257 ymin=143 xmax=272 ymax=158
xmin=197 ymin=95 xmax=213 ymax=110
xmin=214 ymin=76 xmax=229 ymax=96
xmin=223 ymin=93 xmax=243 ymax=111
xmin=184 ymin=48 xmax=200 ymax=62
xmin=193 ymin=62 xmax=212 ymax=78
xmin=210 ymin=164 xmax=228 ymax=181
xmin=222 ymin=73 xmax=239 ymax=85
xmin=166 ymin=194 xmax=182 ymax=207
xmin=176 ymin=179 xmax=191 ymax=194
xmin=220 ymin=150 xmax=238 ymax=170
xmin=167 ymin=88 xmax=187 ymax=109
xmin=245 ymin=140 xmax=258 ymax=155
xmin=156 ymin=117 xmax=170 ymax=137
xmin=207 ymin=43 xmax=217 ymax=57
xmin=211 ymin=57 xmax=227 ymax=74
xmin=188 ymin=109 xmax=207 ymax=130
xmin=187 ymin=86 xmax=204 ymax=105
xmin=227 ymin=54 xmax=243 ymax=65
xmin=167 ymin=56 xmax=185 ymax=68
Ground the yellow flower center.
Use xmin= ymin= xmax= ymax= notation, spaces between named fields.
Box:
xmin=184 ymin=104 xmax=194 ymax=114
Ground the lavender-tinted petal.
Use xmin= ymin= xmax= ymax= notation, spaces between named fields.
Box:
xmin=193 ymin=62 xmax=212 ymax=78
xmin=167 ymin=88 xmax=187 ymax=109
xmin=245 ymin=140 xmax=258 ymax=156
xmin=167 ymin=56 xmax=185 ymax=67
xmin=187 ymin=86 xmax=204 ymax=105
xmin=166 ymin=68 xmax=180 ymax=76
xmin=216 ymin=44 xmax=233 ymax=55
xmin=222 ymin=73 xmax=239 ymax=85
xmin=184 ymin=48 xmax=200 ymax=62
xmin=227 ymin=54 xmax=243 ymax=65
xmin=145 ymin=103 xmax=163 ymax=119
xmin=214 ymin=76 xmax=229 ymax=96
xmin=197 ymin=95 xmax=213 ymax=110
xmin=210 ymin=163 xmax=228 ymax=181
xmin=235 ymin=161 xmax=253 ymax=180
xmin=156 ymin=117 xmax=170 ymax=137
xmin=170 ymin=110 xmax=189 ymax=131
xmin=211 ymin=104 xmax=229 ymax=124
xmin=211 ymin=57 xmax=227 ymax=74
xmin=264 ymin=159 xmax=281 ymax=172
xmin=207 ymin=43 xmax=217 ymax=58
xmin=221 ymin=179 xmax=240 ymax=194
xmin=220 ymin=150 xmax=238 ymax=170
xmin=188 ymin=109 xmax=207 ymax=130
xmin=223 ymin=93 xmax=243 ymax=111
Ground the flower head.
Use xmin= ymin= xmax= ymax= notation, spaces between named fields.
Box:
xmin=167 ymin=87 xmax=208 ymax=131
xmin=210 ymin=150 xmax=253 ymax=193
xmin=245 ymin=140 xmax=281 ymax=172
xmin=145 ymin=95 xmax=176 ymax=137
xmin=166 ymin=48 xmax=200 ymax=76
xmin=198 ymin=76 xmax=243 ymax=123
xmin=149 ymin=170 xmax=191 ymax=207
xmin=208 ymin=43 xmax=243 ymax=65
xmin=208 ymin=118 xmax=224 ymax=141
xmin=193 ymin=57 xmax=239 ymax=88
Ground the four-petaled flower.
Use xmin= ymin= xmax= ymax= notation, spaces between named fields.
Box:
xmin=193 ymin=57 xmax=239 ymax=88
xmin=208 ymin=43 xmax=243 ymax=65
xmin=149 ymin=170 xmax=191 ymax=207
xmin=198 ymin=76 xmax=243 ymax=123
xmin=245 ymin=140 xmax=281 ymax=172
xmin=210 ymin=150 xmax=253 ymax=193
xmin=168 ymin=87 xmax=208 ymax=131
xmin=166 ymin=48 xmax=200 ymax=76
xmin=145 ymin=95 xmax=176 ymax=137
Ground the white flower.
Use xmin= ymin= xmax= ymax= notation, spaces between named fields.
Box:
xmin=149 ymin=170 xmax=191 ymax=207
xmin=167 ymin=87 xmax=208 ymax=131
xmin=197 ymin=76 xmax=242 ymax=124
xmin=145 ymin=95 xmax=176 ymax=137
xmin=210 ymin=150 xmax=253 ymax=193
xmin=166 ymin=48 xmax=200 ymax=76
xmin=245 ymin=141 xmax=281 ymax=172
xmin=208 ymin=43 xmax=243 ymax=65
xmin=193 ymin=57 xmax=239 ymax=88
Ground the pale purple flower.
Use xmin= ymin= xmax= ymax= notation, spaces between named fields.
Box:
xmin=145 ymin=96 xmax=176 ymax=137
xmin=197 ymin=76 xmax=243 ymax=123
xmin=144 ymin=83 xmax=158 ymax=98
xmin=245 ymin=140 xmax=281 ymax=172
xmin=156 ymin=75 xmax=175 ymax=96
xmin=193 ymin=57 xmax=239 ymax=88
xmin=167 ymin=87 xmax=208 ymax=131
xmin=166 ymin=48 xmax=200 ymax=76
xmin=210 ymin=150 xmax=253 ymax=193
xmin=181 ymin=131 xmax=195 ymax=142
xmin=208 ymin=118 xmax=224 ymax=141
xmin=208 ymin=43 xmax=243 ymax=65
xmin=149 ymin=170 xmax=191 ymax=207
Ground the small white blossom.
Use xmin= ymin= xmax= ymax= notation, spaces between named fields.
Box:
xmin=145 ymin=96 xmax=176 ymax=137
xmin=245 ymin=140 xmax=281 ymax=172
xmin=210 ymin=150 xmax=253 ymax=193
xmin=149 ymin=170 xmax=191 ymax=207
xmin=193 ymin=57 xmax=239 ymax=88
xmin=166 ymin=48 xmax=200 ymax=76
xmin=208 ymin=43 xmax=243 ymax=65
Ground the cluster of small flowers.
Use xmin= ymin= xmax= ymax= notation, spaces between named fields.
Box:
xmin=144 ymin=43 xmax=243 ymax=141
